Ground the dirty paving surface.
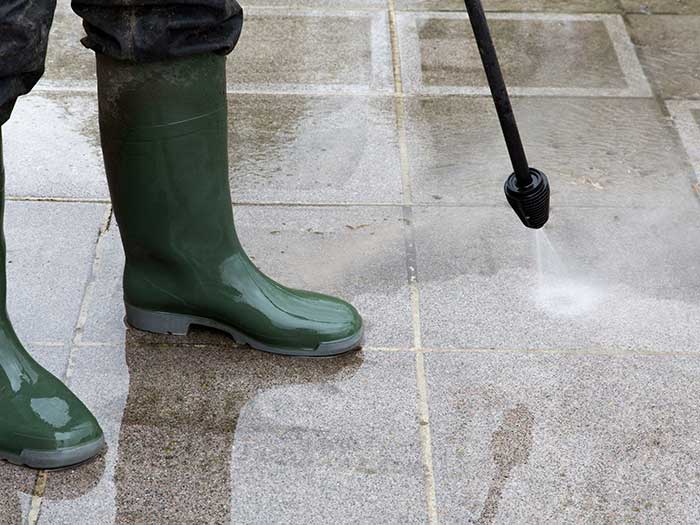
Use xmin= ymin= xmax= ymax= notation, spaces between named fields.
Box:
xmin=3 ymin=0 xmax=700 ymax=523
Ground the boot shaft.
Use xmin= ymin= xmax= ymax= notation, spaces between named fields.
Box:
xmin=97 ymin=54 xmax=246 ymax=310
xmin=0 ymin=130 xmax=9 ymax=312
xmin=97 ymin=54 xmax=241 ymax=268
xmin=96 ymin=54 xmax=228 ymax=134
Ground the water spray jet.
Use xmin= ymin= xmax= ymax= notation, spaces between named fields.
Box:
xmin=464 ymin=0 xmax=550 ymax=229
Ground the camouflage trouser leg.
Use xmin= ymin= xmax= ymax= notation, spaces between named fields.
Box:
xmin=0 ymin=0 xmax=56 ymax=125
xmin=0 ymin=0 xmax=243 ymax=125
xmin=72 ymin=0 xmax=243 ymax=62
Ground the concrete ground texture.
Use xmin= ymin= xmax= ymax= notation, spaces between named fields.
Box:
xmin=2 ymin=0 xmax=700 ymax=523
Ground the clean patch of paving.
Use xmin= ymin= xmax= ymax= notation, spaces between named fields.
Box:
xmin=3 ymin=92 xmax=106 ymax=199
xmin=425 ymin=351 xmax=700 ymax=523
xmin=5 ymin=201 xmax=107 ymax=345
xmin=413 ymin=205 xmax=700 ymax=351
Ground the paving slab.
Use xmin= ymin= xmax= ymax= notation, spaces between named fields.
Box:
xmin=628 ymin=15 xmax=700 ymax=98
xmin=396 ymin=0 xmax=620 ymax=12
xmin=228 ymin=94 xmax=403 ymax=204
xmin=396 ymin=12 xmax=650 ymax=97
xmin=42 ymin=0 xmax=95 ymax=89
xmin=5 ymin=202 xmax=107 ymax=345
xmin=403 ymin=96 xmax=695 ymax=207
xmin=3 ymin=92 xmax=107 ymax=199
xmin=229 ymin=350 xmax=424 ymax=524
xmin=425 ymin=351 xmax=700 ymax=523
xmin=414 ymin=205 xmax=700 ymax=351
xmin=81 ymin=206 xmax=413 ymax=348
xmin=227 ymin=9 xmax=392 ymax=93
xmin=39 ymin=345 xmax=426 ymax=524
xmin=621 ymin=0 xmax=700 ymax=14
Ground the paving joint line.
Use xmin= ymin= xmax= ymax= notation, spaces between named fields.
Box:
xmin=27 ymin=341 xmax=66 ymax=348
xmin=6 ymin=196 xmax=700 ymax=212
xmin=7 ymin=196 xmax=111 ymax=204
xmin=27 ymin=470 xmax=47 ymax=525
xmin=64 ymin=341 xmax=700 ymax=359
xmin=32 ymin=83 xmax=689 ymax=99
xmin=67 ymin=206 xmax=114 ymax=368
xmin=388 ymin=0 xmax=438 ymax=522
xmin=385 ymin=346 xmax=700 ymax=358
xmin=666 ymin=100 xmax=700 ymax=189
xmin=8 ymin=197 xmax=700 ymax=212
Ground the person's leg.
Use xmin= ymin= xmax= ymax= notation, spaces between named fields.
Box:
xmin=75 ymin=2 xmax=364 ymax=356
xmin=0 ymin=2 xmax=104 ymax=470
xmin=72 ymin=0 xmax=243 ymax=61
xmin=0 ymin=0 xmax=56 ymax=126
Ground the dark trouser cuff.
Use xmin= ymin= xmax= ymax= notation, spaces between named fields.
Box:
xmin=0 ymin=100 xmax=15 ymax=127
xmin=73 ymin=1 xmax=244 ymax=63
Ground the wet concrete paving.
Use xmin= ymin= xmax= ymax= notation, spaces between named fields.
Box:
xmin=3 ymin=0 xmax=700 ymax=523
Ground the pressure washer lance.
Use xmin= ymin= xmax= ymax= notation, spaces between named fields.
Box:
xmin=463 ymin=0 xmax=550 ymax=229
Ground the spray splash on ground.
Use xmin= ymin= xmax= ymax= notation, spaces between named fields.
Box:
xmin=532 ymin=230 xmax=603 ymax=317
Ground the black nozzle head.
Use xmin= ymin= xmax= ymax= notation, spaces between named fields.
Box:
xmin=504 ymin=168 xmax=550 ymax=229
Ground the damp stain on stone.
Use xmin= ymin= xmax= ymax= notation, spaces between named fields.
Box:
xmin=113 ymin=335 xmax=364 ymax=524
xmin=476 ymin=403 xmax=534 ymax=525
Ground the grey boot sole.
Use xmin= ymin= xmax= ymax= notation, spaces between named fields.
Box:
xmin=0 ymin=436 xmax=105 ymax=470
xmin=125 ymin=304 xmax=364 ymax=357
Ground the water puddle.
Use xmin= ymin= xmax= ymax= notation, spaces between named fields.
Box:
xmin=532 ymin=229 xmax=603 ymax=317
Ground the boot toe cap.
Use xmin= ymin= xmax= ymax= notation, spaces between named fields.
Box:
xmin=308 ymin=295 xmax=364 ymax=354
xmin=1 ymin=375 xmax=104 ymax=469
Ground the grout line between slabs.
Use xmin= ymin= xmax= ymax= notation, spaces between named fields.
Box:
xmin=415 ymin=351 xmax=438 ymax=523
xmin=34 ymin=83 xmax=696 ymax=99
xmin=369 ymin=346 xmax=700 ymax=358
xmin=388 ymin=0 xmax=439 ymax=523
xmin=65 ymin=205 xmax=114 ymax=379
xmin=66 ymin=341 xmax=700 ymax=359
xmin=27 ymin=471 xmax=47 ymax=525
xmin=666 ymin=100 xmax=700 ymax=187
xmin=7 ymin=196 xmax=700 ymax=211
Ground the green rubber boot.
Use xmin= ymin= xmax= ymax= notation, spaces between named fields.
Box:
xmin=0 ymin=129 xmax=104 ymax=469
xmin=96 ymin=54 xmax=364 ymax=357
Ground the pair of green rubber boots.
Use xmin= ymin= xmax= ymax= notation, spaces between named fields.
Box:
xmin=0 ymin=54 xmax=363 ymax=469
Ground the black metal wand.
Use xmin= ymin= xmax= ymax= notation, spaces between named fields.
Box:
xmin=463 ymin=0 xmax=550 ymax=228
